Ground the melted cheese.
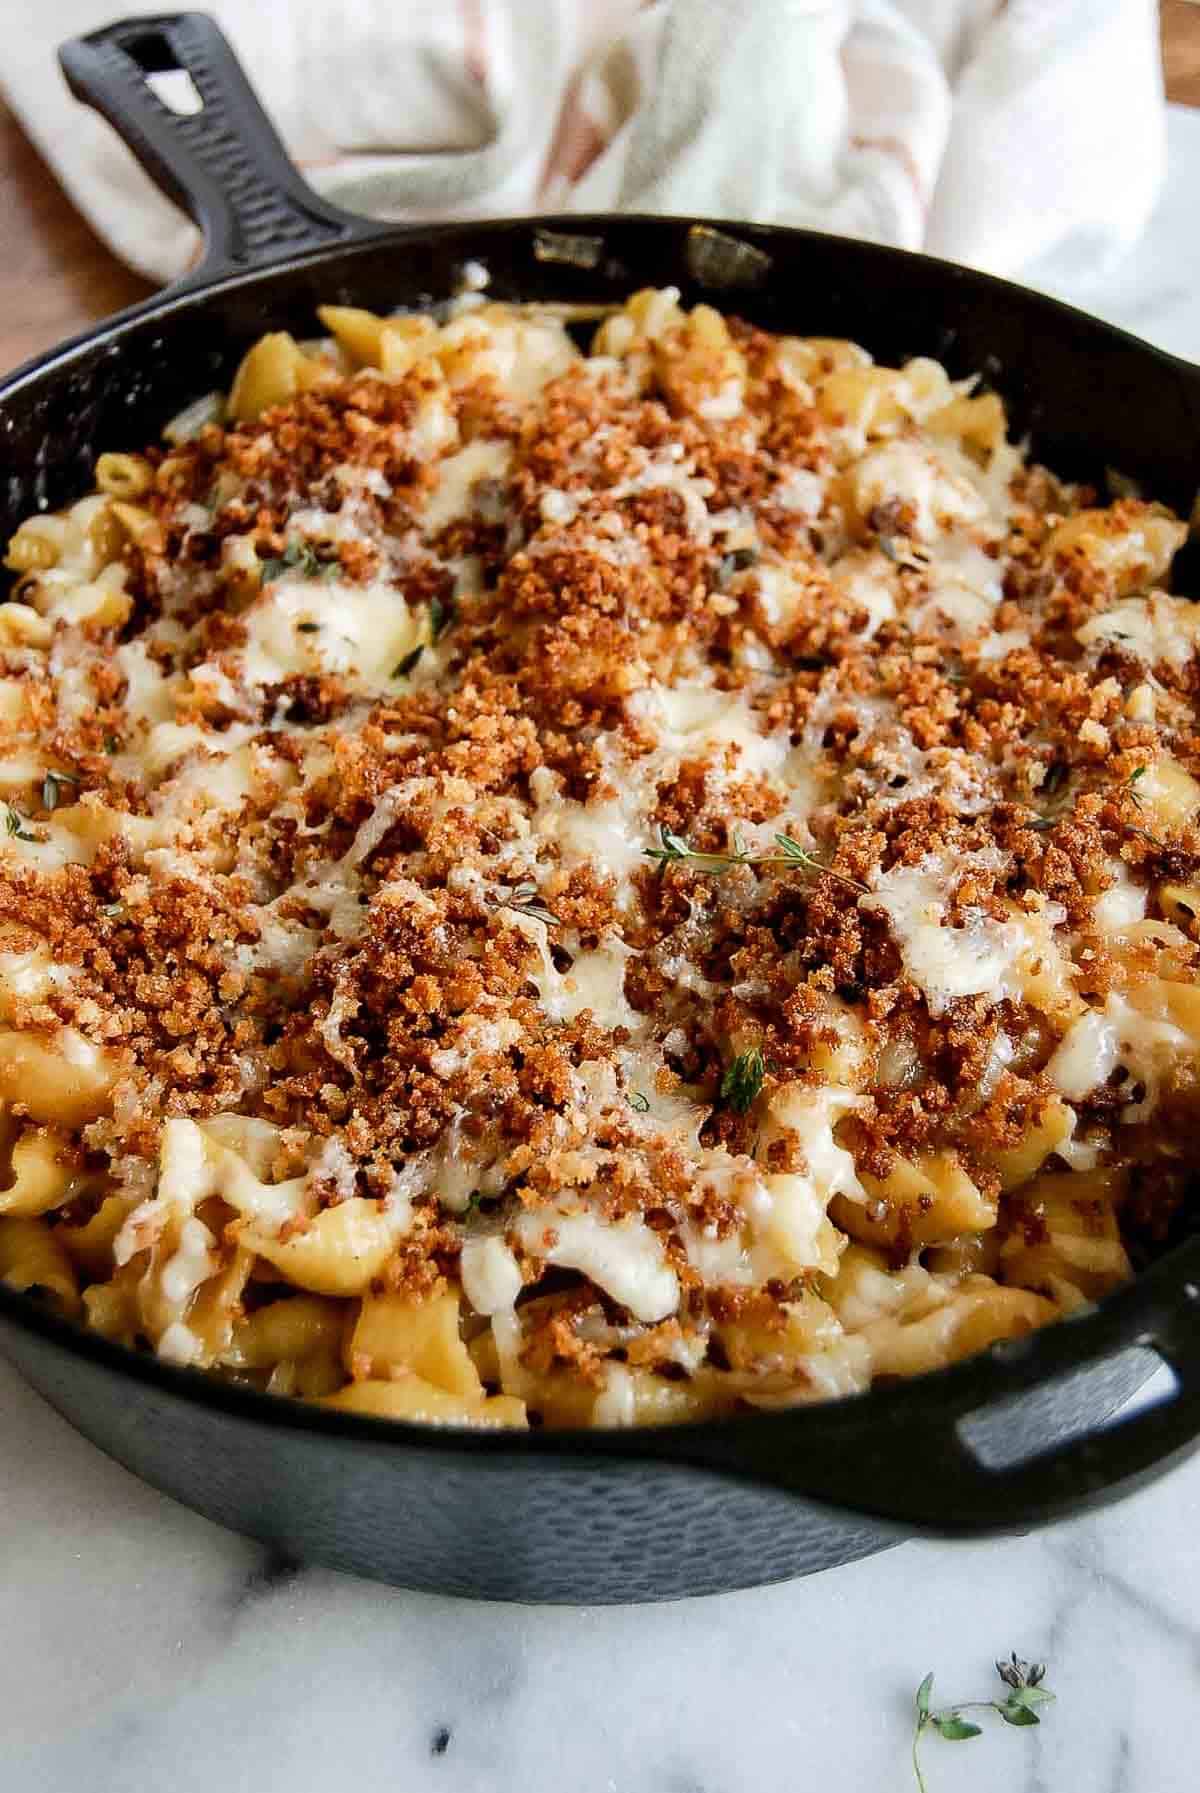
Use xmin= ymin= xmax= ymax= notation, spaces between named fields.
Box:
xmin=460 ymin=1236 xmax=523 ymax=1314
xmin=862 ymin=856 xmax=1028 ymax=1015
xmin=850 ymin=440 xmax=988 ymax=542
xmin=226 ymin=577 xmax=422 ymax=692
xmin=1092 ymin=862 xmax=1147 ymax=932
xmin=531 ymin=772 xmax=647 ymax=888
xmin=514 ymin=1208 xmax=678 ymax=1323
xmin=421 ymin=438 xmax=512 ymax=536
xmin=1048 ymin=993 xmax=1190 ymax=1119
xmin=1076 ymin=593 xmax=1200 ymax=667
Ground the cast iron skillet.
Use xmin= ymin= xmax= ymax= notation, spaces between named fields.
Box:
xmin=0 ymin=11 xmax=1199 ymax=1602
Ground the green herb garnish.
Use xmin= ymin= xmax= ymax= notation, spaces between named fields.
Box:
xmin=429 ymin=595 xmax=455 ymax=641
xmin=394 ymin=645 xmax=424 ymax=679
xmin=644 ymin=826 xmax=866 ymax=891
xmin=720 ymin=1046 xmax=766 ymax=1114
xmin=295 ymin=621 xmax=321 ymax=634
xmin=40 ymin=769 xmax=80 ymax=812
xmin=260 ymin=540 xmax=339 ymax=584
xmin=644 ymin=824 xmax=737 ymax=877
xmin=626 ymin=1090 xmax=651 ymax=1114
xmin=771 ymin=831 xmax=864 ymax=887
xmin=5 ymin=806 xmax=36 ymax=842
xmin=912 ymin=1656 xmax=1054 ymax=1793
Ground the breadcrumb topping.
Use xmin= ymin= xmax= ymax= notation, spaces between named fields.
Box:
xmin=0 ymin=290 xmax=1196 ymax=1426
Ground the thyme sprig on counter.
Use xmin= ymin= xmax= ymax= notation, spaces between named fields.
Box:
xmin=644 ymin=827 xmax=866 ymax=892
xmin=912 ymin=1655 xmax=1054 ymax=1793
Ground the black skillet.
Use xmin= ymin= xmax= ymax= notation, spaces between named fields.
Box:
xmin=0 ymin=11 xmax=1199 ymax=1601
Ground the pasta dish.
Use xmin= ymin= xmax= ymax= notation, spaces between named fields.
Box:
xmin=0 ymin=285 xmax=1194 ymax=1428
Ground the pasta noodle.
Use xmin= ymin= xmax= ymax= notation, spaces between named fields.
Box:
xmin=0 ymin=283 xmax=1196 ymax=1428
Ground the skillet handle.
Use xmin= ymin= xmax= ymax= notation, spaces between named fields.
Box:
xmin=626 ymin=1237 xmax=1200 ymax=1535
xmin=58 ymin=12 xmax=388 ymax=291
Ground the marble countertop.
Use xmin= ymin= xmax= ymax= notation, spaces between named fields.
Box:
xmin=7 ymin=105 xmax=1200 ymax=1793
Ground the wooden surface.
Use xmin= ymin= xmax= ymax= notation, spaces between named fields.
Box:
xmin=0 ymin=103 xmax=151 ymax=373
xmin=1 ymin=5 xmax=1199 ymax=376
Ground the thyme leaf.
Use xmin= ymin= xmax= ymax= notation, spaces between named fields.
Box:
xmin=720 ymin=1046 xmax=766 ymax=1114
xmin=5 ymin=806 xmax=36 ymax=842
xmin=626 ymin=1090 xmax=651 ymax=1114
xmin=429 ymin=595 xmax=455 ymax=641
xmin=394 ymin=645 xmax=424 ymax=679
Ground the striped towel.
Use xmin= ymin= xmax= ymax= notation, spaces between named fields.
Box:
xmin=2 ymin=0 xmax=1165 ymax=289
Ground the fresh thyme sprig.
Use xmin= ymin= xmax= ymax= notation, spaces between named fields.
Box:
xmin=912 ymin=1655 xmax=1054 ymax=1793
xmin=644 ymin=825 xmax=745 ymax=877
xmin=393 ymin=644 xmax=424 ymax=679
xmin=4 ymin=805 xmax=36 ymax=842
xmin=770 ymin=832 xmax=867 ymax=889
xmin=1127 ymin=764 xmax=1147 ymax=808
xmin=644 ymin=827 xmax=866 ymax=892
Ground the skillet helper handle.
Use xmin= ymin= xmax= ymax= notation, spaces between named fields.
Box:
xmin=625 ymin=1240 xmax=1200 ymax=1535
xmin=58 ymin=11 xmax=387 ymax=291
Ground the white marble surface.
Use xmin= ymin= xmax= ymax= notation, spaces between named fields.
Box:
xmin=7 ymin=105 xmax=1200 ymax=1793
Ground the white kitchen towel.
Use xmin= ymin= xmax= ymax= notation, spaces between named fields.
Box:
xmin=1 ymin=0 xmax=1165 ymax=290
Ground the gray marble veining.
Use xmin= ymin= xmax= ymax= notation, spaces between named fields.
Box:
xmin=6 ymin=103 xmax=1200 ymax=1793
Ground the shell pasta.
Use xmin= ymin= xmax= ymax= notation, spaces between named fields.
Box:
xmin=0 ymin=284 xmax=1196 ymax=1428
